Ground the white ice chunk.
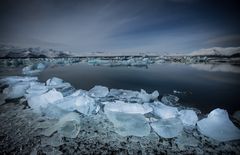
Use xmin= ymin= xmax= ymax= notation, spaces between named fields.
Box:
xmin=179 ymin=110 xmax=198 ymax=127
xmin=89 ymin=85 xmax=109 ymax=98
xmin=3 ymin=81 xmax=30 ymax=99
xmin=137 ymin=89 xmax=159 ymax=102
xmin=151 ymin=118 xmax=183 ymax=138
xmin=104 ymin=100 xmax=152 ymax=114
xmin=46 ymin=77 xmax=71 ymax=89
xmin=105 ymin=111 xmax=151 ymax=137
xmin=25 ymin=82 xmax=48 ymax=98
xmin=27 ymin=89 xmax=63 ymax=113
xmin=22 ymin=63 xmax=46 ymax=75
xmin=151 ymin=101 xmax=178 ymax=119
xmin=0 ymin=76 xmax=38 ymax=85
xmin=54 ymin=94 xmax=96 ymax=115
xmin=42 ymin=112 xmax=81 ymax=138
xmin=197 ymin=108 xmax=240 ymax=142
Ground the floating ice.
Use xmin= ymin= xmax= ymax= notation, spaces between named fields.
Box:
xmin=104 ymin=100 xmax=152 ymax=114
xmin=151 ymin=101 xmax=178 ymax=119
xmin=27 ymin=89 xmax=63 ymax=113
xmin=161 ymin=94 xmax=179 ymax=106
xmin=89 ymin=85 xmax=109 ymax=98
xmin=108 ymin=89 xmax=140 ymax=102
xmin=42 ymin=112 xmax=81 ymax=138
xmin=197 ymin=108 xmax=240 ymax=141
xmin=22 ymin=63 xmax=46 ymax=75
xmin=150 ymin=118 xmax=183 ymax=138
xmin=137 ymin=89 xmax=159 ymax=102
xmin=105 ymin=111 xmax=151 ymax=137
xmin=0 ymin=76 xmax=38 ymax=85
xmin=179 ymin=110 xmax=198 ymax=127
xmin=25 ymin=82 xmax=48 ymax=98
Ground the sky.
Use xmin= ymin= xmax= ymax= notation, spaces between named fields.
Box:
xmin=0 ymin=0 xmax=240 ymax=54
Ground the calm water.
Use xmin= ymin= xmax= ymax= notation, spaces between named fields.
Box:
xmin=38 ymin=63 xmax=240 ymax=115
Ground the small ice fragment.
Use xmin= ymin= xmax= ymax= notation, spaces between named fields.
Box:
xmin=0 ymin=76 xmax=38 ymax=85
xmin=179 ymin=110 xmax=198 ymax=127
xmin=150 ymin=118 xmax=183 ymax=138
xmin=22 ymin=63 xmax=46 ymax=75
xmin=104 ymin=100 xmax=152 ymax=114
xmin=105 ymin=111 xmax=151 ymax=137
xmin=161 ymin=94 xmax=179 ymax=105
xmin=27 ymin=89 xmax=63 ymax=113
xmin=89 ymin=85 xmax=109 ymax=97
xmin=137 ymin=89 xmax=159 ymax=102
xmin=151 ymin=101 xmax=178 ymax=119
xmin=197 ymin=108 xmax=240 ymax=142
xmin=42 ymin=112 xmax=81 ymax=138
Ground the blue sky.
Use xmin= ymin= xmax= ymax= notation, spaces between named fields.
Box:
xmin=0 ymin=0 xmax=239 ymax=54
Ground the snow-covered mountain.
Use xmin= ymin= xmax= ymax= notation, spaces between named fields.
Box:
xmin=0 ymin=44 xmax=72 ymax=58
xmin=189 ymin=47 xmax=240 ymax=57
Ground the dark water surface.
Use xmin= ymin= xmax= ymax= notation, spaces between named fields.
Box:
xmin=38 ymin=63 xmax=240 ymax=115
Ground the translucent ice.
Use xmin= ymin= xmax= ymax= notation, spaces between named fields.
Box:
xmin=25 ymin=82 xmax=48 ymax=98
xmin=161 ymin=94 xmax=179 ymax=106
xmin=104 ymin=100 xmax=152 ymax=114
xmin=151 ymin=101 xmax=178 ymax=119
xmin=179 ymin=110 xmax=198 ymax=127
xmin=22 ymin=63 xmax=46 ymax=75
xmin=150 ymin=118 xmax=183 ymax=138
xmin=137 ymin=89 xmax=159 ymax=102
xmin=42 ymin=112 xmax=81 ymax=138
xmin=89 ymin=85 xmax=109 ymax=98
xmin=197 ymin=108 xmax=240 ymax=141
xmin=3 ymin=81 xmax=31 ymax=99
xmin=105 ymin=111 xmax=151 ymax=137
xmin=0 ymin=76 xmax=38 ymax=85
xmin=27 ymin=89 xmax=63 ymax=113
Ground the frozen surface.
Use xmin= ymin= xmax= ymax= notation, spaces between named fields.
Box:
xmin=197 ymin=108 xmax=240 ymax=142
xmin=89 ymin=85 xmax=109 ymax=98
xmin=151 ymin=101 xmax=179 ymax=119
xmin=27 ymin=89 xmax=63 ymax=113
xmin=104 ymin=100 xmax=152 ymax=114
xmin=42 ymin=112 xmax=81 ymax=138
xmin=151 ymin=118 xmax=183 ymax=138
xmin=105 ymin=111 xmax=151 ymax=137
xmin=179 ymin=110 xmax=198 ymax=127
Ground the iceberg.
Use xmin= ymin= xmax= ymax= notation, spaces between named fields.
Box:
xmin=197 ymin=108 xmax=240 ymax=142
xmin=89 ymin=85 xmax=109 ymax=98
xmin=151 ymin=101 xmax=178 ymax=119
xmin=27 ymin=89 xmax=63 ymax=113
xmin=179 ymin=110 xmax=198 ymax=127
xmin=22 ymin=63 xmax=46 ymax=75
xmin=150 ymin=118 xmax=183 ymax=138
xmin=42 ymin=112 xmax=81 ymax=138
xmin=104 ymin=100 xmax=152 ymax=114
xmin=105 ymin=111 xmax=151 ymax=137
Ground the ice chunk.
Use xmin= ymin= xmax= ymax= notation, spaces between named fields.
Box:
xmin=161 ymin=94 xmax=179 ymax=106
xmin=25 ymin=82 xmax=48 ymax=98
xmin=108 ymin=89 xmax=139 ymax=102
xmin=27 ymin=89 xmax=63 ymax=113
xmin=22 ymin=63 xmax=46 ymax=75
xmin=150 ymin=118 xmax=183 ymax=138
xmin=42 ymin=112 xmax=81 ymax=138
xmin=197 ymin=108 xmax=240 ymax=141
xmin=179 ymin=110 xmax=198 ymax=127
xmin=89 ymin=85 xmax=109 ymax=98
xmin=54 ymin=94 xmax=96 ymax=115
xmin=151 ymin=101 xmax=178 ymax=119
xmin=137 ymin=89 xmax=159 ymax=102
xmin=0 ymin=76 xmax=38 ymax=85
xmin=104 ymin=100 xmax=152 ymax=114
xmin=3 ymin=81 xmax=30 ymax=99
xmin=105 ymin=111 xmax=151 ymax=137
xmin=175 ymin=133 xmax=199 ymax=151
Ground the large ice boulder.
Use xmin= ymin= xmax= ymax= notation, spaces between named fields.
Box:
xmin=197 ymin=108 xmax=240 ymax=142
xmin=104 ymin=100 xmax=152 ymax=114
xmin=137 ymin=89 xmax=159 ymax=102
xmin=179 ymin=110 xmax=198 ymax=127
xmin=42 ymin=112 xmax=81 ymax=138
xmin=3 ymin=81 xmax=31 ymax=99
xmin=25 ymin=82 xmax=48 ymax=98
xmin=89 ymin=85 xmax=109 ymax=98
xmin=22 ymin=63 xmax=46 ymax=75
xmin=150 ymin=118 xmax=183 ymax=138
xmin=151 ymin=101 xmax=178 ymax=119
xmin=27 ymin=89 xmax=63 ymax=113
xmin=105 ymin=111 xmax=151 ymax=137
